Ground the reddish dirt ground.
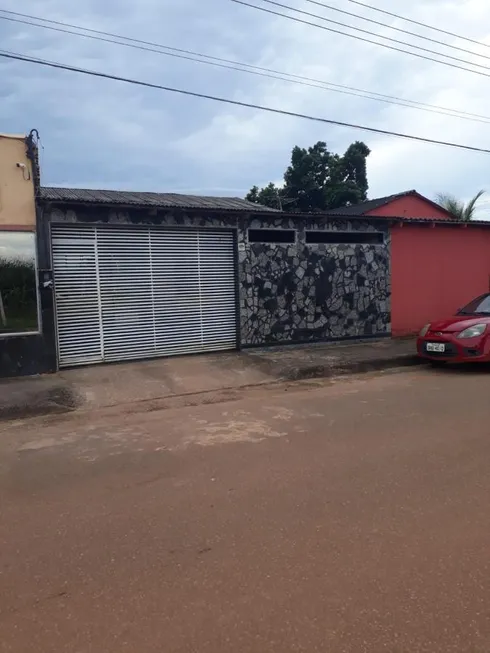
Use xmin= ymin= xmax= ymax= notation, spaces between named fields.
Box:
xmin=1 ymin=366 xmax=490 ymax=652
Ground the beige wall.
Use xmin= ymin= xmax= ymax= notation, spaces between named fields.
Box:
xmin=0 ymin=134 xmax=36 ymax=230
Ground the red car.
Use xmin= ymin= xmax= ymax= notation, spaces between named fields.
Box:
xmin=417 ymin=293 xmax=490 ymax=363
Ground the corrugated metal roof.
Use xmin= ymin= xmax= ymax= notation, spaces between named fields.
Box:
xmin=316 ymin=213 xmax=490 ymax=227
xmin=38 ymin=187 xmax=490 ymax=226
xmin=270 ymin=210 xmax=490 ymax=226
xmin=391 ymin=216 xmax=490 ymax=227
xmin=39 ymin=186 xmax=279 ymax=212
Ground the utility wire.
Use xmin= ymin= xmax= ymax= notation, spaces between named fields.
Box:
xmin=304 ymin=0 xmax=490 ymax=61
xmin=237 ymin=0 xmax=490 ymax=71
xmin=1 ymin=9 xmax=488 ymax=123
xmin=343 ymin=0 xmax=490 ymax=50
xmin=232 ymin=0 xmax=490 ymax=78
xmin=1 ymin=49 xmax=490 ymax=154
xmin=3 ymin=6 xmax=490 ymax=76
xmin=2 ymin=5 xmax=488 ymax=66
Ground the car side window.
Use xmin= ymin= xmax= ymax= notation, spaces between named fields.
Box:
xmin=476 ymin=296 xmax=490 ymax=313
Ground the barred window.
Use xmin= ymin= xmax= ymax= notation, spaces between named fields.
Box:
xmin=248 ymin=229 xmax=295 ymax=244
xmin=305 ymin=231 xmax=384 ymax=244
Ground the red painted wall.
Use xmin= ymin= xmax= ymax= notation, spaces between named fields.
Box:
xmin=391 ymin=225 xmax=490 ymax=336
xmin=366 ymin=195 xmax=451 ymax=220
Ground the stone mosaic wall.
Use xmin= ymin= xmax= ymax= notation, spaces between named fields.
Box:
xmin=238 ymin=216 xmax=390 ymax=345
xmin=45 ymin=207 xmax=390 ymax=347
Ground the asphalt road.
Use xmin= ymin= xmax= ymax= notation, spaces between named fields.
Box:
xmin=1 ymin=366 xmax=490 ymax=652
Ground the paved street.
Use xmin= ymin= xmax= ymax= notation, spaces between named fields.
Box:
xmin=1 ymin=365 xmax=490 ymax=652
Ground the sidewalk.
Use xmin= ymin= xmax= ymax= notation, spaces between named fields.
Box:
xmin=0 ymin=338 xmax=420 ymax=420
xmin=246 ymin=338 xmax=420 ymax=380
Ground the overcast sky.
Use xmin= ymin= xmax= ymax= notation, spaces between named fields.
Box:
xmin=0 ymin=232 xmax=35 ymax=262
xmin=1 ymin=0 xmax=490 ymax=217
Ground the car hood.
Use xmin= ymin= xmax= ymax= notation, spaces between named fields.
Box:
xmin=429 ymin=315 xmax=490 ymax=333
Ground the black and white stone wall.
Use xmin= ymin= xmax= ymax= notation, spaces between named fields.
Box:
xmin=238 ymin=216 xmax=390 ymax=345
xmin=43 ymin=207 xmax=390 ymax=349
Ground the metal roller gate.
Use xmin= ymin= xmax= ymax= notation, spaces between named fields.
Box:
xmin=51 ymin=224 xmax=238 ymax=367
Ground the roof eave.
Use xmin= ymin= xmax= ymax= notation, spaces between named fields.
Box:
xmin=38 ymin=197 xmax=280 ymax=215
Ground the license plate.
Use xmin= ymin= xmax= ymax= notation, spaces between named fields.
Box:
xmin=426 ymin=343 xmax=445 ymax=353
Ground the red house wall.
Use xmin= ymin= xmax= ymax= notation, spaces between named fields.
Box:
xmin=366 ymin=195 xmax=451 ymax=220
xmin=391 ymin=225 xmax=490 ymax=336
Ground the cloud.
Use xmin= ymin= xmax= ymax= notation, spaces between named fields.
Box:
xmin=0 ymin=232 xmax=36 ymax=262
xmin=0 ymin=0 xmax=489 ymax=215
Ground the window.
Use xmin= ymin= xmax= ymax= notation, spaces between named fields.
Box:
xmin=248 ymin=229 xmax=295 ymax=244
xmin=459 ymin=294 xmax=490 ymax=316
xmin=305 ymin=231 xmax=384 ymax=245
xmin=0 ymin=232 xmax=39 ymax=335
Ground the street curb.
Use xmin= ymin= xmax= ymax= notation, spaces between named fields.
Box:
xmin=276 ymin=354 xmax=424 ymax=381
xmin=0 ymin=354 xmax=424 ymax=422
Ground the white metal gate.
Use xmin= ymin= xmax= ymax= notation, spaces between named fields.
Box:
xmin=51 ymin=225 xmax=237 ymax=367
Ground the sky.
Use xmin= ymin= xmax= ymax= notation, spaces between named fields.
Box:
xmin=0 ymin=232 xmax=35 ymax=262
xmin=1 ymin=0 xmax=490 ymax=217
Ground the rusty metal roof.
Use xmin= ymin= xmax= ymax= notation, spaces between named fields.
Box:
xmin=39 ymin=186 xmax=279 ymax=212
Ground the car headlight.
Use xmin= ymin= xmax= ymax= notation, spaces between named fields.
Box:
xmin=457 ymin=324 xmax=487 ymax=339
xmin=419 ymin=324 xmax=430 ymax=337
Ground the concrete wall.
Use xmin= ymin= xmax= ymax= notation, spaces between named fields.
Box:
xmin=0 ymin=134 xmax=36 ymax=229
xmin=391 ymin=223 xmax=490 ymax=336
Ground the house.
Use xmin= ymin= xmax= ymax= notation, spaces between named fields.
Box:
xmin=35 ymin=187 xmax=390 ymax=371
xmin=326 ymin=190 xmax=455 ymax=221
xmin=1 ymin=132 xmax=489 ymax=378
xmin=328 ymin=190 xmax=490 ymax=335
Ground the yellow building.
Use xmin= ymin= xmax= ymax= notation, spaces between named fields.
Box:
xmin=0 ymin=133 xmax=37 ymax=230
xmin=0 ymin=133 xmax=39 ymax=340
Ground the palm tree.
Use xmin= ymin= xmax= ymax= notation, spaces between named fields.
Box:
xmin=436 ymin=190 xmax=485 ymax=222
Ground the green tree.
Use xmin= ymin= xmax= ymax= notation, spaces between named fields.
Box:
xmin=246 ymin=140 xmax=370 ymax=212
xmin=436 ymin=190 xmax=485 ymax=222
xmin=246 ymin=183 xmax=283 ymax=209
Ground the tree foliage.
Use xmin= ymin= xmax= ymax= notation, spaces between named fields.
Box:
xmin=436 ymin=190 xmax=485 ymax=222
xmin=246 ymin=183 xmax=283 ymax=210
xmin=246 ymin=140 xmax=370 ymax=212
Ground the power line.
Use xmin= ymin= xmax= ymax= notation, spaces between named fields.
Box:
xmin=232 ymin=0 xmax=490 ymax=79
xmin=305 ymin=0 xmax=490 ymax=62
xmin=1 ymin=9 xmax=488 ymax=124
xmin=3 ymin=4 xmax=488 ymax=66
xmin=239 ymin=0 xmax=490 ymax=71
xmin=4 ymin=5 xmax=490 ymax=78
xmin=343 ymin=0 xmax=490 ymax=50
xmin=1 ymin=48 xmax=490 ymax=154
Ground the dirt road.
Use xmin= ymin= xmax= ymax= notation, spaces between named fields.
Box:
xmin=1 ymin=366 xmax=490 ymax=652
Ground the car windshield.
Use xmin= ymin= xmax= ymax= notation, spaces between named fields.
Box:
xmin=458 ymin=294 xmax=490 ymax=315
